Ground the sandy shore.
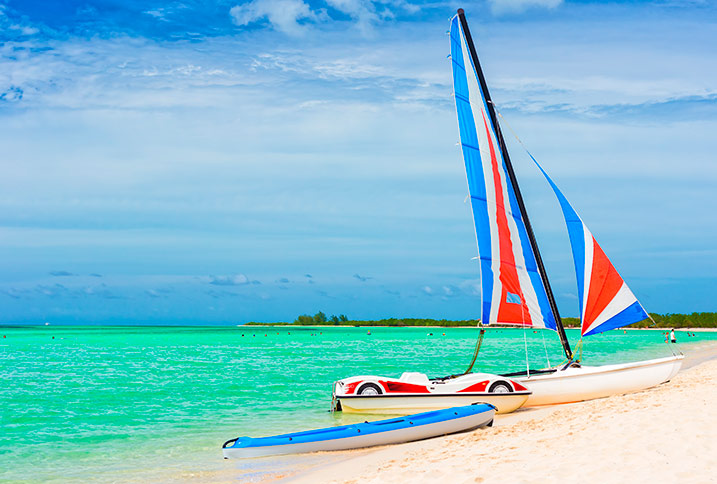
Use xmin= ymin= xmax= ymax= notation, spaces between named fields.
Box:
xmin=284 ymin=347 xmax=717 ymax=484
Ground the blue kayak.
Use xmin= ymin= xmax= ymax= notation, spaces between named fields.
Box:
xmin=222 ymin=403 xmax=495 ymax=458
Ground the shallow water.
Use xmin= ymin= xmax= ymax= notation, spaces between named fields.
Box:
xmin=1 ymin=325 xmax=713 ymax=483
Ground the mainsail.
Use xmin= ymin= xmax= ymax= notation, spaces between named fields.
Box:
xmin=449 ymin=13 xmax=557 ymax=331
xmin=529 ymin=156 xmax=650 ymax=337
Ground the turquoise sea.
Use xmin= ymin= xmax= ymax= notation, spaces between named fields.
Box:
xmin=2 ymin=325 xmax=715 ymax=483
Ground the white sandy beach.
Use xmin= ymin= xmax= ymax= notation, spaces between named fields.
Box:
xmin=283 ymin=346 xmax=717 ymax=484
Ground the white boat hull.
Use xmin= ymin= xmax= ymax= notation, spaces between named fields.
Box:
xmin=337 ymin=392 xmax=529 ymax=415
xmin=519 ymin=355 xmax=684 ymax=406
xmin=333 ymin=372 xmax=531 ymax=415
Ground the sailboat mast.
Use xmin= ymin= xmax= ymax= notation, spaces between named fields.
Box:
xmin=456 ymin=9 xmax=573 ymax=360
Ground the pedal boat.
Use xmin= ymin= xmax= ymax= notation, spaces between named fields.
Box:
xmin=331 ymin=372 xmax=530 ymax=415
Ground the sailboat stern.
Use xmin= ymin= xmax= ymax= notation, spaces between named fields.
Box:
xmin=520 ymin=354 xmax=685 ymax=407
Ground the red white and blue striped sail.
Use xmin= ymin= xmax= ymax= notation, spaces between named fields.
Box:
xmin=449 ymin=15 xmax=556 ymax=330
xmin=529 ymin=155 xmax=649 ymax=336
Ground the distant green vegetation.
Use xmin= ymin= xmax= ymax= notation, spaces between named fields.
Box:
xmin=312 ymin=317 xmax=478 ymax=327
xmin=294 ymin=311 xmax=348 ymax=325
xmin=648 ymin=312 xmax=717 ymax=328
xmin=245 ymin=312 xmax=717 ymax=328
xmin=246 ymin=312 xmax=476 ymax=327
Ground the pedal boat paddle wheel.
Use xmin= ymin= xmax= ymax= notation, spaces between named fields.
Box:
xmin=333 ymin=9 xmax=682 ymax=414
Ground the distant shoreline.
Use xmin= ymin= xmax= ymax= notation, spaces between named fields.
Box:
xmin=5 ymin=312 xmax=717 ymax=330
xmin=240 ymin=324 xmax=717 ymax=332
xmin=245 ymin=312 xmax=717 ymax=330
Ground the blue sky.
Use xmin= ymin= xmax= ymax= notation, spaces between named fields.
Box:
xmin=1 ymin=0 xmax=715 ymax=324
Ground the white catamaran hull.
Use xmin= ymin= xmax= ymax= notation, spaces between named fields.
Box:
xmin=519 ymin=355 xmax=683 ymax=407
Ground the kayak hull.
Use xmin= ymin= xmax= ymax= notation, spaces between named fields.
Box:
xmin=222 ymin=403 xmax=495 ymax=458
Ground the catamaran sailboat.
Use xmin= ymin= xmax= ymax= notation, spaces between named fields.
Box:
xmin=448 ymin=8 xmax=682 ymax=406
xmin=332 ymin=9 xmax=682 ymax=414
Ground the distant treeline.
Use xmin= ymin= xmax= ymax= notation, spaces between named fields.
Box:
xmin=245 ymin=311 xmax=717 ymax=328
xmin=648 ymin=312 xmax=717 ymax=328
xmin=317 ymin=317 xmax=478 ymax=327
xmin=244 ymin=312 xmax=477 ymax=327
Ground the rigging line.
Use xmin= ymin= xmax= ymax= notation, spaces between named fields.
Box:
xmin=674 ymin=340 xmax=683 ymax=356
xmin=649 ymin=314 xmax=679 ymax=357
xmin=521 ymin=303 xmax=530 ymax=377
xmin=667 ymin=329 xmax=682 ymax=357
xmin=674 ymin=329 xmax=683 ymax=355
xmin=661 ymin=328 xmax=675 ymax=356
xmin=494 ymin=104 xmax=573 ymax=359
xmin=541 ymin=329 xmax=551 ymax=368
xmin=668 ymin=338 xmax=677 ymax=357
xmin=463 ymin=322 xmax=486 ymax=374
xmin=489 ymin=101 xmax=531 ymax=153
xmin=492 ymin=102 xmax=582 ymax=362
xmin=561 ymin=338 xmax=582 ymax=369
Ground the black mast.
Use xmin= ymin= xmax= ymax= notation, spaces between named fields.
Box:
xmin=456 ymin=9 xmax=573 ymax=360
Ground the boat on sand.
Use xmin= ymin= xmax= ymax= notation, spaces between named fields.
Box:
xmin=222 ymin=403 xmax=495 ymax=458
xmin=448 ymin=8 xmax=682 ymax=405
xmin=332 ymin=371 xmax=530 ymax=415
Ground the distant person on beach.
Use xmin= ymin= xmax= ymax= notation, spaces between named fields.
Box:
xmin=670 ymin=329 xmax=677 ymax=343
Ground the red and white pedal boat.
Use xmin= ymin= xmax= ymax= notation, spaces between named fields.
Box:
xmin=332 ymin=371 xmax=530 ymax=415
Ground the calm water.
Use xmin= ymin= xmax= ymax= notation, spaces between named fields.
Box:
xmin=1 ymin=325 xmax=714 ymax=483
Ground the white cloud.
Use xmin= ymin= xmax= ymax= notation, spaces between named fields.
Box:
xmin=326 ymin=0 xmax=381 ymax=32
xmin=230 ymin=0 xmax=319 ymax=35
xmin=144 ymin=9 xmax=169 ymax=21
xmin=459 ymin=279 xmax=481 ymax=296
xmin=250 ymin=52 xmax=387 ymax=81
xmin=209 ymin=274 xmax=250 ymax=286
xmin=655 ymin=0 xmax=707 ymax=6
xmin=9 ymin=24 xmax=39 ymax=35
xmin=230 ymin=0 xmax=418 ymax=35
xmin=386 ymin=0 xmax=420 ymax=15
xmin=488 ymin=0 xmax=563 ymax=14
xmin=0 ymin=4 xmax=40 ymax=36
